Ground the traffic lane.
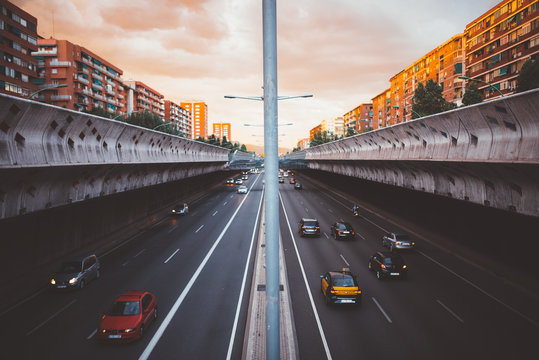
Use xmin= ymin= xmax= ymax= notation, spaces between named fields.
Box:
xmin=140 ymin=176 xmax=263 ymax=359
xmin=296 ymin=172 xmax=539 ymax=324
xmin=288 ymin=175 xmax=538 ymax=357
xmin=3 ymin=183 xmax=251 ymax=359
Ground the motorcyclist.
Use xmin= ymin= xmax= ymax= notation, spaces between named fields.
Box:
xmin=352 ymin=204 xmax=360 ymax=215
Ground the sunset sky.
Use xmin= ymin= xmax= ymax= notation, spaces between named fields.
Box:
xmin=14 ymin=0 xmax=500 ymax=149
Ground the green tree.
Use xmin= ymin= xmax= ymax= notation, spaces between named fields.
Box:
xmin=516 ymin=55 xmax=539 ymax=93
xmin=412 ymin=79 xmax=456 ymax=119
xmin=462 ymin=81 xmax=483 ymax=106
xmin=240 ymin=144 xmax=247 ymax=152
xmin=83 ymin=106 xmax=117 ymax=119
xmin=345 ymin=126 xmax=356 ymax=137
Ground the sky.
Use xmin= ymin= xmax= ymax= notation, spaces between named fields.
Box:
xmin=14 ymin=0 xmax=501 ymax=149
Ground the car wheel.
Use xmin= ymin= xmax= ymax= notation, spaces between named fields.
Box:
xmin=376 ymin=271 xmax=382 ymax=280
xmin=139 ymin=325 xmax=144 ymax=339
xmin=79 ymin=280 xmax=85 ymax=289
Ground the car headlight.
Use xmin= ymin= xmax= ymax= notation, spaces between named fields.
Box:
xmin=68 ymin=277 xmax=78 ymax=284
xmin=123 ymin=328 xmax=136 ymax=333
xmin=403 ymin=265 xmax=407 ymax=269
xmin=172 ymin=210 xmax=176 ymax=213
xmin=50 ymin=279 xmax=56 ymax=285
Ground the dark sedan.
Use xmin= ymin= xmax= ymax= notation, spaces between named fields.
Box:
xmin=298 ymin=218 xmax=320 ymax=237
xmin=368 ymin=251 xmax=407 ymax=280
xmin=330 ymin=221 xmax=355 ymax=240
xmin=294 ymin=183 xmax=302 ymax=190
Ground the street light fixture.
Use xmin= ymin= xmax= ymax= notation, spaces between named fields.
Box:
xmin=459 ymin=75 xmax=504 ymax=98
xmin=393 ymin=105 xmax=422 ymax=119
xmin=28 ymin=84 xmax=67 ymax=99
xmin=244 ymin=122 xmax=293 ymax=127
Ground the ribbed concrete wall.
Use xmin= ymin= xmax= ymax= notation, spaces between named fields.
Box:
xmin=287 ymin=89 xmax=539 ymax=217
xmin=0 ymin=94 xmax=230 ymax=219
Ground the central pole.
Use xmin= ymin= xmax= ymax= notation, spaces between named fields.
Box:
xmin=262 ymin=0 xmax=280 ymax=359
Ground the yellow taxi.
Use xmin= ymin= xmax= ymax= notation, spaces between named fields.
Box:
xmin=320 ymin=268 xmax=362 ymax=305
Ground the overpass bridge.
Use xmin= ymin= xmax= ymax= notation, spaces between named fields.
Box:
xmin=281 ymin=88 xmax=539 ymax=218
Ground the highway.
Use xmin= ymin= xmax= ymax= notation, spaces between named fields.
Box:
xmin=1 ymin=170 xmax=538 ymax=359
xmin=0 ymin=173 xmax=265 ymax=360
xmin=279 ymin=172 xmax=539 ymax=360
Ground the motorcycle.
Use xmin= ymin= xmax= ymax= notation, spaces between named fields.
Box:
xmin=353 ymin=208 xmax=360 ymax=216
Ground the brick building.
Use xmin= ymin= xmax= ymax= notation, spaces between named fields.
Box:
xmin=343 ymin=103 xmax=373 ymax=134
xmin=372 ymin=88 xmax=391 ymax=130
xmin=0 ymin=0 xmax=38 ymax=98
xmin=164 ymin=99 xmax=192 ymax=138
xmin=124 ymin=80 xmax=164 ymax=118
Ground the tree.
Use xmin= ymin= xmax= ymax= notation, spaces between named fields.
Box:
xmin=240 ymin=144 xmax=247 ymax=152
xmin=83 ymin=106 xmax=116 ymax=119
xmin=462 ymin=81 xmax=483 ymax=106
xmin=516 ymin=55 xmax=539 ymax=93
xmin=345 ymin=126 xmax=356 ymax=137
xmin=412 ymin=79 xmax=456 ymax=119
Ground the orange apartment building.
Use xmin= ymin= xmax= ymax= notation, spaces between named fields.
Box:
xmin=32 ymin=38 xmax=125 ymax=113
xmin=343 ymin=103 xmax=373 ymax=134
xmin=309 ymin=124 xmax=322 ymax=142
xmin=464 ymin=0 xmax=539 ymax=99
xmin=181 ymin=101 xmax=208 ymax=140
xmin=124 ymin=80 xmax=164 ymax=118
xmin=297 ymin=138 xmax=309 ymax=150
xmin=372 ymin=88 xmax=391 ymax=129
xmin=164 ymin=99 xmax=192 ymax=138
xmin=0 ymin=0 xmax=39 ymax=98
xmin=212 ymin=122 xmax=231 ymax=141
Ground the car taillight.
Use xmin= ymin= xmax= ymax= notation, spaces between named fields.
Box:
xmin=381 ymin=264 xmax=386 ymax=269
xmin=351 ymin=232 xmax=355 ymax=235
xmin=330 ymin=289 xmax=336 ymax=294
xmin=315 ymin=226 xmax=320 ymax=229
xmin=412 ymin=242 xmax=415 ymax=245
xmin=302 ymin=226 xmax=306 ymax=229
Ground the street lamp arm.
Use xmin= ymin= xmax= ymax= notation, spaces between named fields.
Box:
xmin=28 ymin=84 xmax=68 ymax=99
xmin=393 ymin=105 xmax=422 ymax=118
xmin=152 ymin=122 xmax=176 ymax=130
xmin=224 ymin=95 xmax=264 ymax=101
xmin=459 ymin=76 xmax=504 ymax=97
xmin=277 ymin=94 xmax=313 ymax=100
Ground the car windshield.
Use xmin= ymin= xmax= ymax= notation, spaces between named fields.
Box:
xmin=337 ymin=223 xmax=351 ymax=230
xmin=304 ymin=221 xmax=318 ymax=227
xmin=108 ymin=301 xmax=140 ymax=316
xmin=59 ymin=261 xmax=81 ymax=273
xmin=384 ymin=257 xmax=404 ymax=266
xmin=396 ymin=234 xmax=410 ymax=241
xmin=333 ymin=275 xmax=356 ymax=287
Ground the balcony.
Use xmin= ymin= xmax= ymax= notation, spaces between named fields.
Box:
xmin=31 ymin=48 xmax=57 ymax=56
xmin=51 ymin=95 xmax=72 ymax=100
xmin=50 ymin=60 xmax=71 ymax=67
xmin=117 ymin=94 xmax=124 ymax=99
xmin=94 ymin=93 xmax=103 ymax=100
xmin=92 ymin=84 xmax=103 ymax=90
xmin=76 ymin=76 xmax=89 ymax=84
xmin=92 ymin=73 xmax=103 ymax=81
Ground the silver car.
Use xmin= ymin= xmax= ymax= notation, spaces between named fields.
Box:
xmin=50 ymin=254 xmax=100 ymax=289
xmin=237 ymin=185 xmax=248 ymax=194
xmin=381 ymin=232 xmax=415 ymax=250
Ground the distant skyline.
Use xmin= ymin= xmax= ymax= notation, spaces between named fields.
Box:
xmin=14 ymin=0 xmax=501 ymax=148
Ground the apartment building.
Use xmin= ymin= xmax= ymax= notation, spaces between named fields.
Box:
xmin=181 ymin=101 xmax=208 ymax=140
xmin=212 ymin=122 xmax=231 ymax=141
xmin=309 ymin=124 xmax=322 ymax=142
xmin=297 ymin=138 xmax=309 ymax=150
xmin=372 ymin=88 xmax=391 ymax=130
xmin=464 ymin=0 xmax=539 ymax=99
xmin=164 ymin=99 xmax=192 ymax=138
xmin=343 ymin=103 xmax=373 ymax=134
xmin=0 ymin=0 xmax=39 ymax=98
xmin=124 ymin=80 xmax=164 ymax=118
xmin=32 ymin=38 xmax=125 ymax=113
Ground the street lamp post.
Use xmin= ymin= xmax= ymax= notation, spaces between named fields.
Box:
xmin=393 ymin=105 xmax=422 ymax=119
xmin=28 ymin=84 xmax=67 ymax=99
xmin=459 ymin=75 xmax=504 ymax=98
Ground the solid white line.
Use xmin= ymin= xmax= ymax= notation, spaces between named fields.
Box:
xmin=26 ymin=299 xmax=77 ymax=336
xmin=224 ymin=201 xmax=228 ymax=205
xmin=280 ymin=192 xmax=333 ymax=360
xmin=355 ymin=232 xmax=366 ymax=241
xmin=87 ymin=328 xmax=97 ymax=340
xmin=226 ymin=183 xmax=264 ymax=360
xmin=122 ymin=261 xmax=130 ymax=267
xmin=418 ymin=250 xmax=538 ymax=327
xmin=212 ymin=211 xmax=218 ymax=216
xmin=164 ymin=249 xmax=180 ymax=264
xmin=437 ymin=300 xmax=464 ymax=323
xmin=138 ymin=179 xmax=254 ymax=360
xmin=372 ymin=297 xmax=392 ymax=323
xmin=328 ymin=209 xmax=333 ymax=213
xmin=340 ymin=254 xmax=350 ymax=268
xmin=0 ymin=288 xmax=46 ymax=318
xmin=195 ymin=225 xmax=204 ymax=233
xmin=134 ymin=249 xmax=146 ymax=258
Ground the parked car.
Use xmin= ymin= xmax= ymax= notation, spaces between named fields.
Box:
xmin=298 ymin=218 xmax=320 ymax=237
xmin=330 ymin=221 xmax=355 ymax=240
xmin=320 ymin=268 xmax=362 ymax=305
xmin=49 ymin=254 xmax=100 ymax=290
xmin=368 ymin=251 xmax=407 ymax=279
xmin=381 ymin=232 xmax=415 ymax=250
xmin=98 ymin=291 xmax=157 ymax=342
xmin=171 ymin=203 xmax=189 ymax=215
xmin=237 ymin=185 xmax=248 ymax=194
xmin=294 ymin=183 xmax=302 ymax=190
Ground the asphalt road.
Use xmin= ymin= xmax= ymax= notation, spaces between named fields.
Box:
xmin=0 ymin=173 xmax=264 ymax=360
xmin=279 ymin=173 xmax=539 ymax=360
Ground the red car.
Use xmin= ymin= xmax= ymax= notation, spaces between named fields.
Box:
xmin=98 ymin=291 xmax=157 ymax=342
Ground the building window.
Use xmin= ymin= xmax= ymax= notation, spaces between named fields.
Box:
xmin=21 ymin=74 xmax=28 ymax=82
xmin=51 ymin=68 xmax=57 ymax=74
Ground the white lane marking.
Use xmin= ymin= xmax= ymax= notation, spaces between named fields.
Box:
xmin=355 ymin=232 xmax=366 ymax=241
xmin=195 ymin=225 xmax=204 ymax=233
xmin=134 ymin=249 xmax=146 ymax=258
xmin=226 ymin=185 xmax=264 ymax=360
xmin=167 ymin=227 xmax=175 ymax=234
xmin=437 ymin=300 xmax=464 ymax=323
xmin=212 ymin=211 xmax=218 ymax=217
xmin=418 ymin=250 xmax=538 ymax=327
xmin=224 ymin=201 xmax=228 ymax=206
xmin=26 ymin=299 xmax=77 ymax=336
xmin=328 ymin=208 xmax=333 ymax=213
xmin=280 ymin=192 xmax=333 ymax=360
xmin=122 ymin=261 xmax=130 ymax=267
xmin=139 ymin=180 xmax=254 ymax=360
xmin=324 ymin=232 xmax=329 ymax=239
xmin=230 ymin=194 xmax=234 ymax=198
xmin=87 ymin=328 xmax=97 ymax=340
xmin=0 ymin=288 xmax=46 ymax=318
xmin=305 ymin=208 xmax=309 ymax=213
xmin=164 ymin=249 xmax=180 ymax=264
xmin=340 ymin=254 xmax=350 ymax=268
xmin=372 ymin=297 xmax=392 ymax=323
